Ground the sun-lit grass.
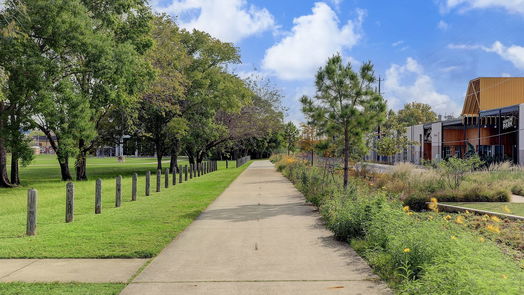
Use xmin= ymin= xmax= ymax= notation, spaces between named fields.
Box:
xmin=0 ymin=155 xmax=248 ymax=258
xmin=0 ymin=283 xmax=124 ymax=295
xmin=443 ymin=202 xmax=524 ymax=217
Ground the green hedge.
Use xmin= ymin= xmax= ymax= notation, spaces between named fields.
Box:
xmin=275 ymin=156 xmax=524 ymax=294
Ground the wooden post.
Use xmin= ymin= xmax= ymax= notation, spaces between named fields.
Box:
xmin=26 ymin=189 xmax=37 ymax=236
xmin=156 ymin=169 xmax=161 ymax=192
xmin=184 ymin=165 xmax=188 ymax=181
xmin=115 ymin=176 xmax=122 ymax=207
xmin=95 ymin=179 xmax=102 ymax=214
xmin=146 ymin=171 xmax=151 ymax=196
xmin=132 ymin=173 xmax=137 ymax=201
xmin=165 ymin=168 xmax=169 ymax=188
xmin=65 ymin=182 xmax=74 ymax=223
xmin=179 ymin=165 xmax=183 ymax=183
xmin=172 ymin=168 xmax=177 ymax=186
xmin=190 ymin=164 xmax=193 ymax=179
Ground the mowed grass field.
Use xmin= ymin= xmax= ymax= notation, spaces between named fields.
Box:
xmin=443 ymin=202 xmax=524 ymax=217
xmin=0 ymin=154 xmax=249 ymax=258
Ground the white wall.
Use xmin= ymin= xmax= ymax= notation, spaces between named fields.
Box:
xmin=431 ymin=122 xmax=442 ymax=161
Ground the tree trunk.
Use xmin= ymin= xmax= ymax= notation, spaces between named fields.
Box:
xmin=343 ymin=126 xmax=349 ymax=189
xmin=75 ymin=151 xmax=88 ymax=181
xmin=75 ymin=139 xmax=88 ymax=181
xmin=10 ymin=152 xmax=20 ymax=185
xmin=187 ymin=152 xmax=195 ymax=165
xmin=155 ymin=140 xmax=163 ymax=170
xmin=169 ymin=153 xmax=178 ymax=173
xmin=0 ymin=140 xmax=11 ymax=188
xmin=0 ymin=103 xmax=12 ymax=188
xmin=59 ymin=156 xmax=73 ymax=181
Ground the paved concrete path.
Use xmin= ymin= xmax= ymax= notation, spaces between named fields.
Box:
xmin=0 ymin=259 xmax=147 ymax=283
xmin=122 ymin=160 xmax=390 ymax=295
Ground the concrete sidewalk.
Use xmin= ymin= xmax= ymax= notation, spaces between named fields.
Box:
xmin=0 ymin=259 xmax=147 ymax=283
xmin=122 ymin=160 xmax=390 ymax=295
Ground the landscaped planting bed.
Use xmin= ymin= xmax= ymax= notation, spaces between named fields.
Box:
xmin=271 ymin=154 xmax=524 ymax=294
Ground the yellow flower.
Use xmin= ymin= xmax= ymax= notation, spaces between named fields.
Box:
xmin=428 ymin=215 xmax=434 ymax=220
xmin=451 ymin=235 xmax=457 ymax=240
xmin=479 ymin=237 xmax=485 ymax=243
xmin=444 ymin=215 xmax=452 ymax=221
xmin=403 ymin=248 xmax=411 ymax=253
xmin=430 ymin=197 xmax=438 ymax=203
xmin=490 ymin=216 xmax=502 ymax=223
xmin=501 ymin=274 xmax=508 ymax=279
xmin=465 ymin=210 xmax=471 ymax=215
xmin=486 ymin=224 xmax=501 ymax=234
xmin=502 ymin=205 xmax=512 ymax=214
xmin=482 ymin=214 xmax=490 ymax=221
xmin=455 ymin=216 xmax=465 ymax=224
xmin=402 ymin=206 xmax=410 ymax=212
xmin=428 ymin=202 xmax=438 ymax=212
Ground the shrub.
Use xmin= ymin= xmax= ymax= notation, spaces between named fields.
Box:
xmin=438 ymin=156 xmax=484 ymax=189
xmin=278 ymin=159 xmax=524 ymax=294
xmin=511 ymin=184 xmax=524 ymax=196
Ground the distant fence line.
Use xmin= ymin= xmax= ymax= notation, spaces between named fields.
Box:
xmin=25 ymin=159 xmax=233 ymax=236
xmin=236 ymin=156 xmax=251 ymax=168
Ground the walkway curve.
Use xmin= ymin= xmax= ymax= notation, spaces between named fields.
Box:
xmin=122 ymin=160 xmax=391 ymax=295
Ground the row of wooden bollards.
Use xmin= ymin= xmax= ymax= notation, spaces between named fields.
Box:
xmin=25 ymin=160 xmax=220 ymax=236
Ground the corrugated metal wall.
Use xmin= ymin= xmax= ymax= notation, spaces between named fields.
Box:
xmin=480 ymin=78 xmax=524 ymax=111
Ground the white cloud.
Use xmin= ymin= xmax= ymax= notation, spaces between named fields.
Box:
xmin=502 ymin=73 xmax=512 ymax=77
xmin=449 ymin=41 xmax=524 ymax=70
xmin=445 ymin=0 xmax=524 ymax=15
xmin=440 ymin=65 xmax=460 ymax=72
xmin=151 ymin=0 xmax=276 ymax=43
xmin=384 ymin=57 xmax=460 ymax=115
xmin=262 ymin=2 xmax=364 ymax=80
xmin=486 ymin=41 xmax=524 ymax=70
xmin=438 ymin=20 xmax=449 ymax=30
xmin=392 ymin=40 xmax=404 ymax=47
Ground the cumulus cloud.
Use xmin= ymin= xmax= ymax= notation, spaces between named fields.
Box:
xmin=384 ymin=57 xmax=461 ymax=116
xmin=151 ymin=0 xmax=276 ymax=43
xmin=449 ymin=41 xmax=524 ymax=70
xmin=262 ymin=2 xmax=364 ymax=80
xmin=444 ymin=0 xmax=524 ymax=15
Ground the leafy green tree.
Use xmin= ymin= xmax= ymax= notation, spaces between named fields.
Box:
xmin=283 ymin=122 xmax=299 ymax=155
xmin=73 ymin=0 xmax=153 ymax=180
xmin=397 ymin=102 xmax=437 ymax=127
xmin=0 ymin=0 xmax=152 ymax=181
xmin=375 ymin=110 xmax=411 ymax=163
xmin=301 ymin=54 xmax=386 ymax=189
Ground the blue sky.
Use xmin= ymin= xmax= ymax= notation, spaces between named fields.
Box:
xmin=149 ymin=0 xmax=524 ymax=123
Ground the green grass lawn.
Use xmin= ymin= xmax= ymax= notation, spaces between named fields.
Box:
xmin=0 ymin=155 xmax=248 ymax=258
xmin=443 ymin=202 xmax=524 ymax=217
xmin=0 ymin=283 xmax=124 ymax=295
